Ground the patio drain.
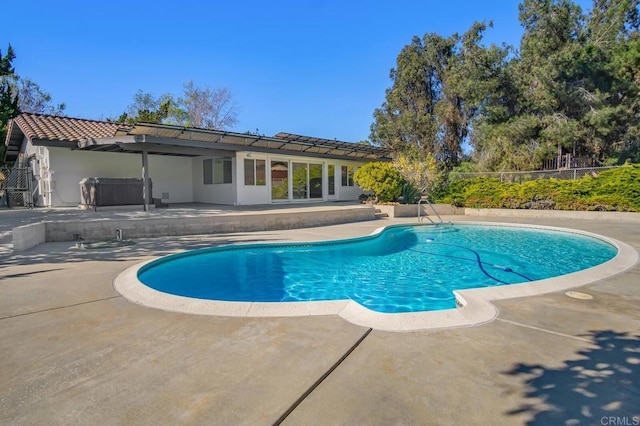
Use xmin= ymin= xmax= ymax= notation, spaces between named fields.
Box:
xmin=565 ymin=291 xmax=593 ymax=300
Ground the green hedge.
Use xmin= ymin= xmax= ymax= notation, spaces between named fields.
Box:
xmin=438 ymin=165 xmax=640 ymax=212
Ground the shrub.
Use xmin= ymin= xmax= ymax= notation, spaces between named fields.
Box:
xmin=399 ymin=183 xmax=421 ymax=204
xmin=354 ymin=162 xmax=405 ymax=203
xmin=436 ymin=165 xmax=640 ymax=212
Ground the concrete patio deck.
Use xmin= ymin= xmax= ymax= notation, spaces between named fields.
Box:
xmin=0 ymin=208 xmax=638 ymax=425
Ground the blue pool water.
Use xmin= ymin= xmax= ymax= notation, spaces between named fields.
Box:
xmin=138 ymin=224 xmax=617 ymax=313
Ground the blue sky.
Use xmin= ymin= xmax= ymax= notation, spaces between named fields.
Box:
xmin=4 ymin=0 xmax=592 ymax=143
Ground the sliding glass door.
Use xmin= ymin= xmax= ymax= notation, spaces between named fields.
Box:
xmin=292 ymin=162 xmax=308 ymax=200
xmin=271 ymin=160 xmax=324 ymax=202
xmin=309 ymin=163 xmax=323 ymax=199
xmin=271 ymin=161 xmax=289 ymax=200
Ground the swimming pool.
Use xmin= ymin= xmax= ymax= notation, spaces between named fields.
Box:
xmin=136 ymin=223 xmax=617 ymax=313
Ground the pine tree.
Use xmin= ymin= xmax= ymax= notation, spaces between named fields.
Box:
xmin=1 ymin=45 xmax=19 ymax=165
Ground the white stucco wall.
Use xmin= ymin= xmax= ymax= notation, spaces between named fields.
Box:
xmin=235 ymin=152 xmax=270 ymax=205
xmin=335 ymin=162 xmax=365 ymax=201
xmin=16 ymin=139 xmax=369 ymax=207
xmin=47 ymin=147 xmax=193 ymax=206
xmin=192 ymin=156 xmax=237 ymax=205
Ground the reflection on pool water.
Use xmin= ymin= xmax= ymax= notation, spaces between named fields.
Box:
xmin=137 ymin=224 xmax=617 ymax=313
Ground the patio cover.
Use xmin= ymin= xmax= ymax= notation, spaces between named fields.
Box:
xmin=78 ymin=122 xmax=391 ymax=161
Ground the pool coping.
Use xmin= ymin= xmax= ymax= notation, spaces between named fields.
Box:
xmin=113 ymin=221 xmax=639 ymax=332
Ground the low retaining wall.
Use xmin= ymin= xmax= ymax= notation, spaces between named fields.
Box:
xmin=464 ymin=208 xmax=640 ymax=222
xmin=12 ymin=222 xmax=46 ymax=252
xmin=44 ymin=207 xmax=376 ymax=242
xmin=376 ymin=203 xmax=464 ymax=218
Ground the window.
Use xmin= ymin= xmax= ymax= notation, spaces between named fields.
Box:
xmin=244 ymin=159 xmax=266 ymax=186
xmin=256 ymin=159 xmax=266 ymax=185
xmin=214 ymin=158 xmax=232 ymax=184
xmin=341 ymin=165 xmax=356 ymax=187
xmin=203 ymin=159 xmax=213 ymax=185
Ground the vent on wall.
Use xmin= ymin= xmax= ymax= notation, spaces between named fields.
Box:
xmin=161 ymin=192 xmax=170 ymax=200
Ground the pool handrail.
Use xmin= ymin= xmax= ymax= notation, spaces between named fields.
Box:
xmin=418 ymin=197 xmax=443 ymax=223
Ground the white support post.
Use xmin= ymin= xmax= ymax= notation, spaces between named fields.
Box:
xmin=142 ymin=150 xmax=150 ymax=212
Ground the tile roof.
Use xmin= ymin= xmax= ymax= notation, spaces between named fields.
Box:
xmin=11 ymin=113 xmax=132 ymax=142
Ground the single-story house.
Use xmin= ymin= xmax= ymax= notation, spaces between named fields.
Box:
xmin=3 ymin=113 xmax=390 ymax=209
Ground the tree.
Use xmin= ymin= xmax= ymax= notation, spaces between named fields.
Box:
xmin=1 ymin=45 xmax=68 ymax=164
xmin=471 ymin=0 xmax=640 ymax=170
xmin=370 ymin=35 xmax=447 ymax=161
xmin=16 ymin=78 xmax=66 ymax=115
xmin=1 ymin=45 xmax=19 ymax=165
xmin=0 ymin=44 xmax=15 ymax=75
xmin=117 ymin=81 xmax=240 ymax=130
xmin=179 ymin=80 xmax=238 ymax=130
xmin=439 ymin=22 xmax=510 ymax=170
xmin=371 ymin=22 xmax=508 ymax=171
xmin=584 ymin=0 xmax=640 ymax=163
xmin=587 ymin=0 xmax=639 ymax=49
xmin=116 ymin=90 xmax=176 ymax=124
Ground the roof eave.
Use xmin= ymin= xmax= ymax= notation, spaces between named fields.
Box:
xmin=3 ymin=118 xmax=25 ymax=162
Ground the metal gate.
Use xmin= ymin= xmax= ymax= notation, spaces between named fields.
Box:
xmin=0 ymin=162 xmax=34 ymax=209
